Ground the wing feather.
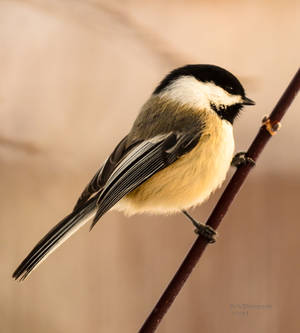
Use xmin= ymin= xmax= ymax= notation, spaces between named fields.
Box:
xmin=91 ymin=132 xmax=200 ymax=228
xmin=73 ymin=136 xmax=131 ymax=211
xmin=12 ymin=131 xmax=200 ymax=280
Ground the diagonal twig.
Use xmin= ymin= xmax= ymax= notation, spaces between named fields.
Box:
xmin=138 ymin=68 xmax=300 ymax=333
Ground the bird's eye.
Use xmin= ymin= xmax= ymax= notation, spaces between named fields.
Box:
xmin=226 ymin=86 xmax=234 ymax=93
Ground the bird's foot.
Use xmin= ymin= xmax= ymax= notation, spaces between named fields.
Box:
xmin=231 ymin=152 xmax=255 ymax=168
xmin=193 ymin=222 xmax=217 ymax=243
xmin=182 ymin=210 xmax=216 ymax=243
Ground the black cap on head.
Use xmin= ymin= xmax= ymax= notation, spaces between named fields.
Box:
xmin=154 ymin=64 xmax=246 ymax=97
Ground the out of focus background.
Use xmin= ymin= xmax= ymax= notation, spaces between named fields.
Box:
xmin=1 ymin=0 xmax=299 ymax=332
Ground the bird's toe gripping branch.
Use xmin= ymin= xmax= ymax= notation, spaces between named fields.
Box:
xmin=231 ymin=152 xmax=255 ymax=168
xmin=194 ymin=223 xmax=217 ymax=243
xmin=182 ymin=210 xmax=217 ymax=243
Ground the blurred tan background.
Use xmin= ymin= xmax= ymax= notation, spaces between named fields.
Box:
xmin=1 ymin=0 xmax=299 ymax=332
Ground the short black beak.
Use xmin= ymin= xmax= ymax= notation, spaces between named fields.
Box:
xmin=243 ymin=97 xmax=255 ymax=105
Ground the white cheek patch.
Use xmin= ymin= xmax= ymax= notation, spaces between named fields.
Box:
xmin=159 ymin=76 xmax=243 ymax=110
xmin=202 ymin=81 xmax=242 ymax=107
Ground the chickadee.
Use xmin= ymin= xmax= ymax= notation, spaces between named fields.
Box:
xmin=13 ymin=64 xmax=255 ymax=280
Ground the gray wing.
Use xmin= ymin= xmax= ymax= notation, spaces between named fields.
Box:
xmin=73 ymin=135 xmax=140 ymax=211
xmin=12 ymin=131 xmax=200 ymax=281
xmin=90 ymin=131 xmax=201 ymax=229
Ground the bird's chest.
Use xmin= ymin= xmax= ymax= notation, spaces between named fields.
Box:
xmin=121 ymin=116 xmax=234 ymax=213
xmin=199 ymin=119 xmax=233 ymax=173
xmin=155 ymin=118 xmax=235 ymax=209
xmin=180 ymin=119 xmax=234 ymax=204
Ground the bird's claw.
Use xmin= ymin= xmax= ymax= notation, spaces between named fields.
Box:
xmin=182 ymin=210 xmax=217 ymax=243
xmin=231 ymin=152 xmax=255 ymax=168
xmin=193 ymin=223 xmax=217 ymax=243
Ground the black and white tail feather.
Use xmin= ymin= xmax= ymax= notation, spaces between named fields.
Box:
xmin=13 ymin=131 xmax=200 ymax=281
xmin=13 ymin=196 xmax=98 ymax=281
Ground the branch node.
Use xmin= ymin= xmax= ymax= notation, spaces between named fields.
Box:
xmin=262 ymin=115 xmax=282 ymax=136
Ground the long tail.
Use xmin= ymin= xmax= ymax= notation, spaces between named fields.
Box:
xmin=12 ymin=196 xmax=97 ymax=281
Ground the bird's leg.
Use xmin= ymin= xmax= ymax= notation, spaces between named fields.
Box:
xmin=182 ymin=210 xmax=216 ymax=243
xmin=231 ymin=152 xmax=255 ymax=168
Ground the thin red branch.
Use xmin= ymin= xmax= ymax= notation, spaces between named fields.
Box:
xmin=138 ymin=68 xmax=300 ymax=333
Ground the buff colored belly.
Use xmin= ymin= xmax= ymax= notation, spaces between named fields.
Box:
xmin=116 ymin=119 xmax=234 ymax=215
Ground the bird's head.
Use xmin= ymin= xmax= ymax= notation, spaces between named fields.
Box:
xmin=153 ymin=64 xmax=255 ymax=124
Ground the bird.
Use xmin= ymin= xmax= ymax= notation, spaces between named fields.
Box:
xmin=12 ymin=64 xmax=255 ymax=281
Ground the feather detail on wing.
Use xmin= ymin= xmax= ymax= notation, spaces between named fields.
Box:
xmin=73 ymin=136 xmax=130 ymax=211
xmin=12 ymin=131 xmax=200 ymax=281
xmin=91 ymin=131 xmax=200 ymax=229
